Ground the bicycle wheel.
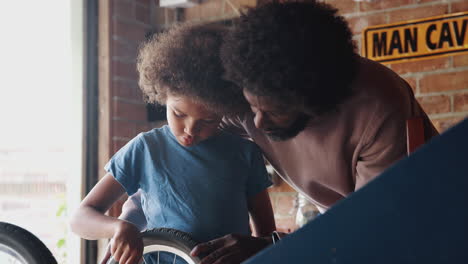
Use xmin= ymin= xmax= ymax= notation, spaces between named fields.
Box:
xmin=108 ymin=228 xmax=201 ymax=264
xmin=0 ymin=222 xmax=57 ymax=264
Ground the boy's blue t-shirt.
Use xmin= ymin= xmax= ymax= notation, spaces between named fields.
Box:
xmin=104 ymin=125 xmax=272 ymax=243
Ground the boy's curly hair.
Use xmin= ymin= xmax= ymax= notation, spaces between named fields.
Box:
xmin=221 ymin=1 xmax=358 ymax=115
xmin=137 ymin=23 xmax=247 ymax=116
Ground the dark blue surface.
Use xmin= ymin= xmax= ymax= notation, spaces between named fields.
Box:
xmin=247 ymin=118 xmax=468 ymax=264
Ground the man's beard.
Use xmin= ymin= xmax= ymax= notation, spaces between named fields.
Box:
xmin=265 ymin=113 xmax=310 ymax=141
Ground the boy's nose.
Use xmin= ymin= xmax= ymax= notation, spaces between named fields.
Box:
xmin=184 ymin=121 xmax=198 ymax=136
xmin=184 ymin=126 xmax=194 ymax=136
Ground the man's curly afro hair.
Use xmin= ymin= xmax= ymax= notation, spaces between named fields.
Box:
xmin=137 ymin=22 xmax=247 ymax=116
xmin=221 ymin=1 xmax=358 ymax=115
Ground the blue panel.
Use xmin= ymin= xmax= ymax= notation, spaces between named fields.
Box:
xmin=247 ymin=118 xmax=468 ymax=264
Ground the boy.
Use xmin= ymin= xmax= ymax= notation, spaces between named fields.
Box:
xmin=70 ymin=23 xmax=275 ymax=264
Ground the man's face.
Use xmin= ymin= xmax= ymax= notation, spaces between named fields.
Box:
xmin=243 ymin=89 xmax=310 ymax=141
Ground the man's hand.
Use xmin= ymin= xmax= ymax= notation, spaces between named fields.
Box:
xmin=190 ymin=234 xmax=271 ymax=264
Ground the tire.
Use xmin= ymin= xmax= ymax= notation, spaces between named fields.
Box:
xmin=108 ymin=228 xmax=201 ymax=264
xmin=0 ymin=221 xmax=57 ymax=264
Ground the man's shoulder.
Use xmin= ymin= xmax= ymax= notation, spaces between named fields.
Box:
xmin=351 ymin=57 xmax=416 ymax=111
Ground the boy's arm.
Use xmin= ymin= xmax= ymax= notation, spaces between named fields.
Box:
xmin=100 ymin=191 xmax=147 ymax=264
xmin=70 ymin=173 xmax=130 ymax=239
xmin=248 ymin=189 xmax=276 ymax=237
xmin=70 ymin=173 xmax=143 ymax=264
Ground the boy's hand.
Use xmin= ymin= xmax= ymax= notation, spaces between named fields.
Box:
xmin=110 ymin=221 xmax=143 ymax=264
xmin=190 ymin=234 xmax=271 ymax=264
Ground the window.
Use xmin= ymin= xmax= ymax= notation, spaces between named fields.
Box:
xmin=0 ymin=1 xmax=83 ymax=263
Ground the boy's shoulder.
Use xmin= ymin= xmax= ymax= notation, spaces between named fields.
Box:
xmin=139 ymin=126 xmax=164 ymax=137
xmin=133 ymin=126 xmax=171 ymax=145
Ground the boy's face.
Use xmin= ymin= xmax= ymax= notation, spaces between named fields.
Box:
xmin=243 ymin=89 xmax=309 ymax=141
xmin=166 ymin=94 xmax=222 ymax=147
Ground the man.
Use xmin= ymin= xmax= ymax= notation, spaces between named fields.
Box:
xmin=105 ymin=2 xmax=438 ymax=264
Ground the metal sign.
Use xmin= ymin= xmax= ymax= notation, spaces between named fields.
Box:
xmin=363 ymin=12 xmax=468 ymax=63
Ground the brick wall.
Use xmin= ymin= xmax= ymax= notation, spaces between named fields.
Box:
xmin=109 ymin=0 xmax=153 ymax=154
xmin=101 ymin=0 xmax=467 ymax=234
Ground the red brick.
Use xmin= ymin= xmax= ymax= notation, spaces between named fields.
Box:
xmin=136 ymin=122 xmax=154 ymax=133
xmin=113 ymin=120 xmax=137 ymax=139
xmin=420 ymin=70 xmax=468 ymax=93
xmin=454 ymin=54 xmax=468 ymax=67
xmin=275 ymin=217 xmax=298 ymax=233
xmin=114 ymin=1 xmax=134 ymax=20
xmin=359 ymin=0 xmax=412 ymax=12
xmin=137 ymin=0 xmax=150 ymax=8
xmin=112 ymin=39 xmax=138 ymax=61
xmin=391 ymin=57 xmax=450 ymax=75
xmin=136 ymin=4 xmax=151 ymax=25
xmin=431 ymin=116 xmax=466 ymax=132
xmin=240 ymin=0 xmax=256 ymax=7
xmin=275 ymin=194 xmax=296 ymax=216
xmin=222 ymin=0 xmax=240 ymax=18
xmin=413 ymin=0 xmax=440 ymax=3
xmin=113 ymin=60 xmax=138 ymax=81
xmin=221 ymin=0 xmax=256 ymax=18
xmin=452 ymin=1 xmax=468 ymax=13
xmin=113 ymin=19 xmax=147 ymax=42
xmin=113 ymin=138 xmax=130 ymax=153
xmin=113 ymin=100 xmax=147 ymax=121
xmin=348 ymin=13 xmax=387 ymax=35
xmin=184 ymin=5 xmax=202 ymax=21
xmin=152 ymin=7 xmax=167 ymax=26
xmin=388 ymin=4 xmax=449 ymax=24
xmin=165 ymin=8 xmax=178 ymax=23
xmin=403 ymin=76 xmax=417 ymax=93
xmin=416 ymin=95 xmax=451 ymax=115
xmin=229 ymin=0 xmax=256 ymax=8
xmin=135 ymin=86 xmax=145 ymax=102
xmin=355 ymin=37 xmax=362 ymax=56
xmin=454 ymin=92 xmax=468 ymax=112
xmin=113 ymin=79 xmax=139 ymax=101
xmin=325 ymin=0 xmax=358 ymax=15
xmin=199 ymin=0 xmax=223 ymax=19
